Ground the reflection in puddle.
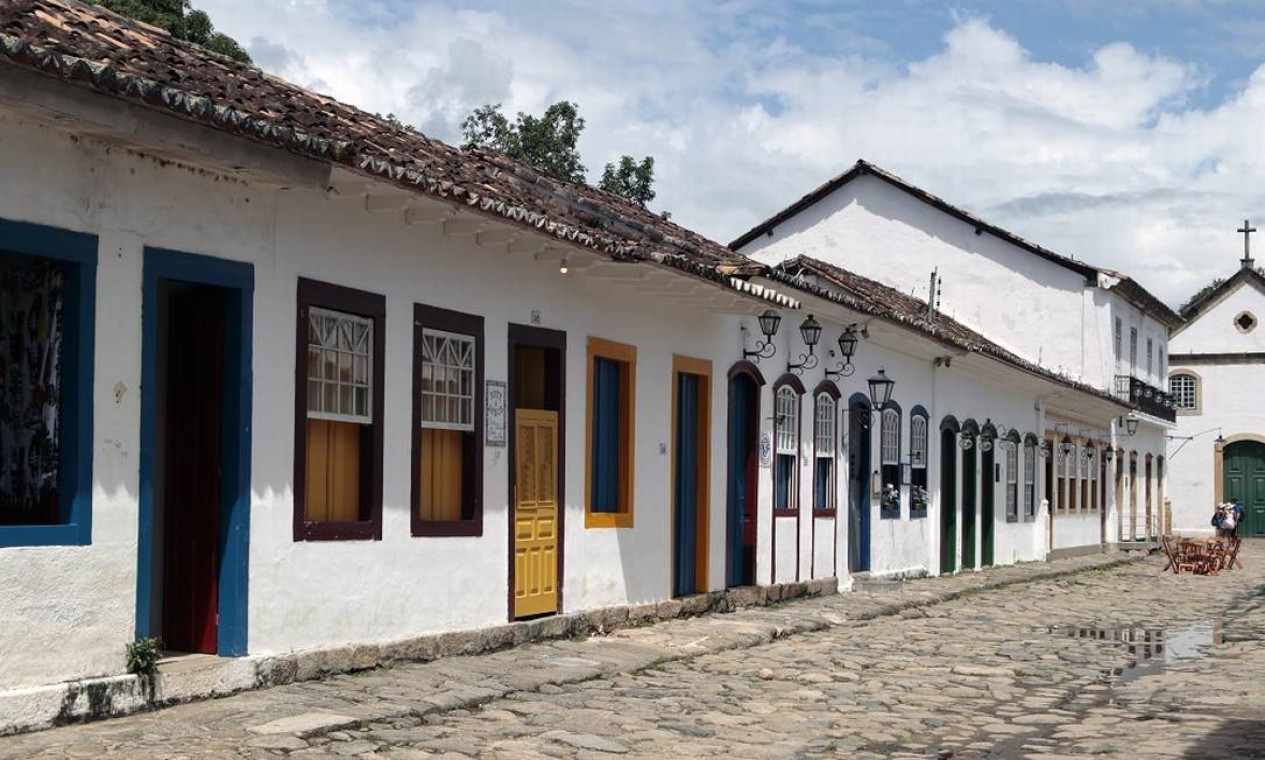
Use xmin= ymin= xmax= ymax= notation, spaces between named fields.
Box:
xmin=1047 ymin=621 xmax=1222 ymax=685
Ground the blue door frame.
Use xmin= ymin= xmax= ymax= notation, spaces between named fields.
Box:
xmin=137 ymin=248 xmax=253 ymax=656
xmin=848 ymin=394 xmax=871 ymax=572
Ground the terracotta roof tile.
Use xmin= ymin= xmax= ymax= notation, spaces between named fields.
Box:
xmin=0 ymin=0 xmax=794 ymax=306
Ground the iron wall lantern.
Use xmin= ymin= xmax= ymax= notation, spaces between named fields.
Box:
xmin=742 ymin=309 xmax=782 ymax=362
xmin=1060 ymin=434 xmax=1074 ymax=456
xmin=867 ymin=367 xmax=895 ymax=411
xmin=826 ymin=326 xmax=859 ymax=379
xmin=787 ymin=314 xmax=822 ymax=374
xmin=1125 ymin=417 xmax=1139 ymax=436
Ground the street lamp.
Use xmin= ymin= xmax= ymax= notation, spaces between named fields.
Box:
xmin=867 ymin=368 xmax=895 ymax=412
xmin=787 ymin=314 xmax=823 ymax=374
xmin=742 ymin=309 xmax=782 ymax=362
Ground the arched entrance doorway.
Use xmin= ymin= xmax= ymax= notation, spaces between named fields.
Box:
xmin=725 ymin=363 xmax=763 ymax=587
xmin=848 ymin=394 xmax=873 ymax=572
xmin=1224 ymin=440 xmax=1265 ymax=537
xmin=961 ymin=419 xmax=979 ymax=570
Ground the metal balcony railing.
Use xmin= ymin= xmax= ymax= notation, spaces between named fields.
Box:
xmin=1114 ymin=374 xmax=1176 ymax=423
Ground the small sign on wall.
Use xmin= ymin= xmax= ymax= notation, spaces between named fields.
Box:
xmin=759 ymin=432 xmax=773 ymax=467
xmin=485 ymin=380 xmax=507 ymax=446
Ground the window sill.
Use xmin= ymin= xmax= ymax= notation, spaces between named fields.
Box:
xmin=295 ymin=520 xmax=381 ymax=541
xmin=772 ymin=508 xmax=797 ymax=518
xmin=0 ymin=522 xmax=90 ymax=548
xmin=585 ymin=511 xmax=633 ymax=529
xmin=812 ymin=508 xmax=837 ymax=518
xmin=413 ymin=520 xmax=483 ymax=537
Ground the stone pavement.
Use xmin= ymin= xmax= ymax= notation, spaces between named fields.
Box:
xmin=1 ymin=545 xmax=1262 ymax=759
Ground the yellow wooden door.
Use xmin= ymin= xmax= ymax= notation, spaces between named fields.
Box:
xmin=514 ymin=409 xmax=559 ymax=617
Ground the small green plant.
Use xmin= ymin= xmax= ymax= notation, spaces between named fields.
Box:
xmin=125 ymin=637 xmax=163 ymax=676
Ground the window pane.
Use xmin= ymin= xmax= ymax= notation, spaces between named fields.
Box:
xmin=304 ymin=418 xmax=365 ymax=522
xmin=307 ymin=307 xmax=374 ymax=424
xmin=0 ymin=255 xmax=66 ymax=526
xmin=591 ymin=357 xmax=624 ymax=512
xmin=420 ymin=329 xmax=476 ymax=432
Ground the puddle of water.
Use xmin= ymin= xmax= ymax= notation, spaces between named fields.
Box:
xmin=1046 ymin=621 xmax=1222 ymax=687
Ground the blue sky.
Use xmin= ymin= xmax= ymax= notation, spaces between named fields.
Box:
xmin=200 ymin=0 xmax=1265 ymax=305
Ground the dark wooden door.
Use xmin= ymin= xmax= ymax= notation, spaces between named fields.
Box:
xmin=940 ymin=428 xmax=957 ymax=574
xmin=1225 ymin=441 xmax=1265 ymax=537
xmin=981 ymin=448 xmax=995 ymax=567
xmin=726 ymin=373 xmax=758 ymax=587
xmin=961 ymin=446 xmax=977 ymax=570
xmin=162 ymin=286 xmax=225 ymax=654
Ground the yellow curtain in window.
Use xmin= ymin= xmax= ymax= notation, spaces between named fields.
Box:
xmin=420 ymin=428 xmax=464 ymax=521
xmin=305 ymin=418 xmax=362 ymax=522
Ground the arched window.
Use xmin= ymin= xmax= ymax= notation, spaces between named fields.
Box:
xmin=813 ymin=393 xmax=837 ymax=513
xmin=1169 ymin=373 xmax=1199 ymax=412
xmin=774 ymin=384 xmax=800 ymax=514
xmin=1004 ymin=432 xmax=1020 ymax=522
xmin=880 ymin=405 xmax=901 ymax=512
xmin=909 ymin=409 xmax=929 ymax=513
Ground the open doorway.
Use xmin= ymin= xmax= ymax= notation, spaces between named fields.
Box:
xmin=138 ymin=250 xmax=252 ymax=657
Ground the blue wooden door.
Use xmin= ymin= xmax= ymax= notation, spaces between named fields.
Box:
xmin=726 ymin=374 xmax=758 ymax=587
xmin=674 ymin=373 xmax=701 ymax=597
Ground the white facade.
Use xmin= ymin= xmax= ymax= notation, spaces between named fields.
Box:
xmin=1168 ymin=267 xmax=1265 ymax=536
xmin=735 ymin=167 xmax=1172 ymax=549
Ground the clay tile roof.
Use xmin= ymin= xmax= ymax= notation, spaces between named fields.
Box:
xmin=767 ymin=255 xmax=1127 ymax=406
xmin=0 ymin=0 xmax=793 ymax=307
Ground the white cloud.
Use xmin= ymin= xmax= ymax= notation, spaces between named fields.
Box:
xmin=197 ymin=0 xmax=1265 ymax=306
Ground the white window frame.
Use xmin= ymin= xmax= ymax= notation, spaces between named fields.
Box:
xmin=307 ymin=306 xmax=373 ymax=424
xmin=1023 ymin=442 xmax=1036 ymax=519
xmin=909 ymin=415 xmax=928 ymax=469
xmin=1005 ymin=444 xmax=1018 ymax=518
xmin=1170 ymin=374 xmax=1197 ymax=410
xmin=776 ymin=386 xmax=799 ymax=455
xmin=420 ymin=327 xmax=477 ymax=432
xmin=880 ymin=408 xmax=900 ymax=467
xmin=814 ymin=394 xmax=836 ymax=458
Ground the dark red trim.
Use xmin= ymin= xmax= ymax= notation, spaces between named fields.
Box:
xmin=411 ymin=303 xmax=484 ymax=538
xmin=812 ymin=379 xmax=841 ymax=399
xmin=293 ymin=277 xmax=385 ymax=542
xmin=506 ymin=323 xmax=567 ymax=621
xmin=728 ymin=360 xmax=766 ymax=387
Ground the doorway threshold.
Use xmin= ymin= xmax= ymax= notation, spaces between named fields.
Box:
xmin=157 ymin=651 xmax=224 ymax=675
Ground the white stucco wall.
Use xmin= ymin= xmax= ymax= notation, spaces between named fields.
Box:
xmin=1172 ymin=281 xmax=1265 ymax=354
xmin=738 ymin=174 xmax=1171 ymax=394
xmin=0 ymin=112 xmax=755 ymax=688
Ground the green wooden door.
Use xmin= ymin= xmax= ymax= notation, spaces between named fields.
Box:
xmin=1224 ymin=441 xmax=1265 ymax=537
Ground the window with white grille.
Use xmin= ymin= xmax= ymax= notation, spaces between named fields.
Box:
xmin=910 ymin=415 xmax=928 ymax=468
xmin=880 ymin=408 xmax=900 ymax=466
xmin=776 ymin=386 xmax=799 ymax=455
xmin=1169 ymin=374 xmax=1197 ymax=410
xmin=420 ymin=328 xmax=476 ymax=431
xmin=1005 ymin=444 xmax=1018 ymax=520
xmin=307 ymin=307 xmax=373 ymax=423
xmin=814 ymin=394 xmax=836 ymax=457
xmin=1023 ymin=441 xmax=1036 ymax=519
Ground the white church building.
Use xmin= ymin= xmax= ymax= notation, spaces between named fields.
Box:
xmin=1167 ymin=234 xmax=1265 ymax=538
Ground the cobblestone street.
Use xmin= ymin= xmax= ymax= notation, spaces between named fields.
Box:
xmin=3 ymin=545 xmax=1262 ymax=759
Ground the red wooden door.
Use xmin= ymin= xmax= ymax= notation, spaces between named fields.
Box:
xmin=161 ymin=286 xmax=224 ymax=654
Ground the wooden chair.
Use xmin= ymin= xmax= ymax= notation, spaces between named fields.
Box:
xmin=1225 ymin=536 xmax=1244 ymax=570
xmin=1161 ymin=535 xmax=1181 ymax=573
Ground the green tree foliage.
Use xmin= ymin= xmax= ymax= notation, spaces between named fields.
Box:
xmin=462 ymin=101 xmax=657 ymax=207
xmin=599 ymin=155 xmax=656 ymax=208
xmin=96 ymin=0 xmax=251 ymax=63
